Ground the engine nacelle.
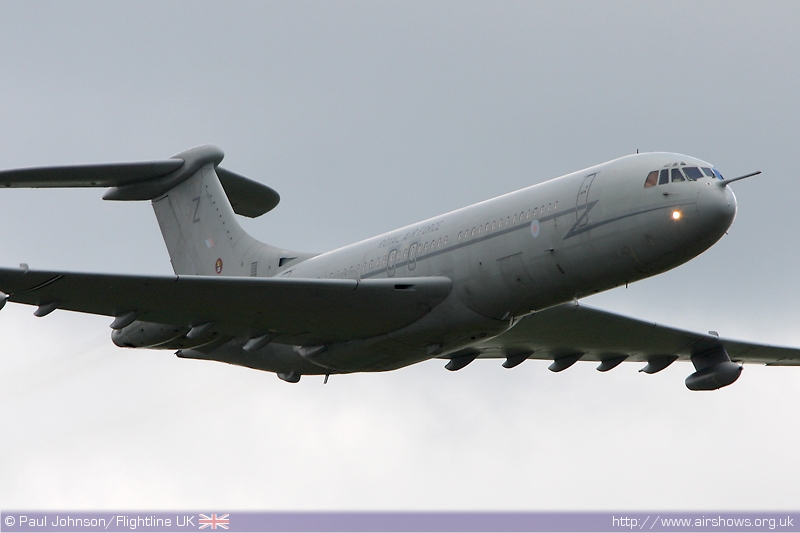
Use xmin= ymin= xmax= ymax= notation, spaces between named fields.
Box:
xmin=685 ymin=361 xmax=742 ymax=391
xmin=112 ymin=320 xmax=190 ymax=348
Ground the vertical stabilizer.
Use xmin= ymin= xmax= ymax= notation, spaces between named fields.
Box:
xmin=146 ymin=146 xmax=313 ymax=277
xmin=152 ymin=163 xmax=253 ymax=276
xmin=0 ymin=144 xmax=314 ymax=277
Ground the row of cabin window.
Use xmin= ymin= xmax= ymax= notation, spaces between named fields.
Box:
xmin=644 ymin=166 xmax=717 ymax=187
xmin=457 ymin=202 xmax=558 ymax=242
xmin=338 ymin=235 xmax=452 ymax=276
xmin=331 ymin=200 xmax=561 ymax=276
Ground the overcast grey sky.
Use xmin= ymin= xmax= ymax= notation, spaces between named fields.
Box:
xmin=2 ymin=1 xmax=800 ymax=510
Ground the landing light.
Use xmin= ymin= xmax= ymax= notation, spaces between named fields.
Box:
xmin=672 ymin=210 xmax=682 ymax=220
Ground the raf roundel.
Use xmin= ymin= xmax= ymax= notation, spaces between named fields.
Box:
xmin=215 ymin=258 xmax=223 ymax=274
xmin=530 ymin=219 xmax=540 ymax=238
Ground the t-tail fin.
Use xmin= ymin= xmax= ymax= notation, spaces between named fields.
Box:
xmin=146 ymin=146 xmax=304 ymax=276
xmin=0 ymin=145 xmax=314 ymax=277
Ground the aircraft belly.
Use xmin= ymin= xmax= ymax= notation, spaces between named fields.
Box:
xmin=179 ymin=289 xmax=509 ymax=375
xmin=180 ymin=340 xmax=338 ymax=375
xmin=295 ymin=293 xmax=510 ymax=372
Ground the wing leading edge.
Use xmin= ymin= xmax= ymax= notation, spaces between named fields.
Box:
xmin=0 ymin=267 xmax=452 ymax=346
xmin=474 ymin=302 xmax=800 ymax=368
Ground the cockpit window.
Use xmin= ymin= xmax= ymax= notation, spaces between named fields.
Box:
xmin=645 ymin=165 xmax=708 ymax=186
xmin=683 ymin=166 xmax=703 ymax=180
xmin=712 ymin=168 xmax=725 ymax=180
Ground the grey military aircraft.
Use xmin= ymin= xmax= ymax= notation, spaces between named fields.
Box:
xmin=0 ymin=145 xmax=795 ymax=389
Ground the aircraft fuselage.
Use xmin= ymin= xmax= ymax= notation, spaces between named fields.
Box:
xmin=220 ymin=152 xmax=736 ymax=374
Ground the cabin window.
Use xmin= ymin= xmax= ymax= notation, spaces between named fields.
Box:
xmin=478 ymin=225 xmax=482 ymax=236
xmin=533 ymin=207 xmax=537 ymax=217
xmin=671 ymin=168 xmax=686 ymax=182
xmin=658 ymin=169 xmax=669 ymax=185
xmin=644 ymin=170 xmax=658 ymax=187
xmin=554 ymin=201 xmax=558 ymax=210
xmin=369 ymin=260 xmax=373 ymax=268
xmin=444 ymin=236 xmax=448 ymax=245
xmin=513 ymin=214 xmax=517 ymax=224
xmin=491 ymin=220 xmax=496 ymax=230
xmin=472 ymin=227 xmax=477 ymax=237
xmin=683 ymin=166 xmax=703 ymax=180
xmin=484 ymin=223 xmax=489 ymax=233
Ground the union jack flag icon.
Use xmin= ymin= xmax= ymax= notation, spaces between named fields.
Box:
xmin=198 ymin=514 xmax=229 ymax=530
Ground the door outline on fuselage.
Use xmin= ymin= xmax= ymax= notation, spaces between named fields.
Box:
xmin=576 ymin=172 xmax=598 ymax=227
xmin=407 ymin=243 xmax=418 ymax=271
xmin=387 ymin=249 xmax=397 ymax=277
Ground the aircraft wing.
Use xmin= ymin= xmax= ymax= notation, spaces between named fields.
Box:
xmin=0 ymin=267 xmax=452 ymax=345
xmin=475 ymin=302 xmax=800 ymax=366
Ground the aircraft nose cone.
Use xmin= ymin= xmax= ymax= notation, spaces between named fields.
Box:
xmin=697 ymin=182 xmax=737 ymax=236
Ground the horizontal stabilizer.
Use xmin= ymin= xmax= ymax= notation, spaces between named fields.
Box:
xmin=216 ymin=167 xmax=280 ymax=218
xmin=0 ymin=267 xmax=452 ymax=345
xmin=0 ymin=145 xmax=280 ymax=218
xmin=0 ymin=159 xmax=183 ymax=188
